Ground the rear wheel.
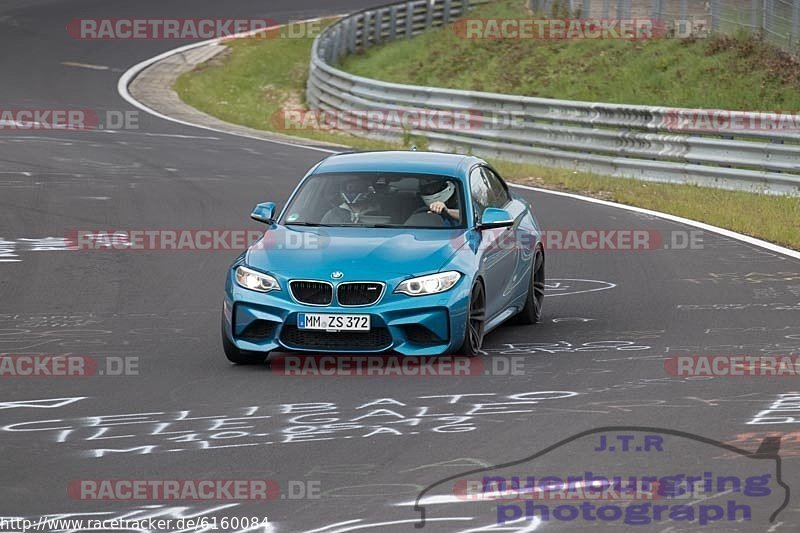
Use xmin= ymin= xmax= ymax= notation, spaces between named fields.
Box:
xmin=456 ymin=281 xmax=486 ymax=357
xmin=515 ymin=248 xmax=545 ymax=325
xmin=221 ymin=313 xmax=267 ymax=365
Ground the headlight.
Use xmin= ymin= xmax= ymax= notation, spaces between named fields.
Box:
xmin=235 ymin=266 xmax=280 ymax=293
xmin=395 ymin=271 xmax=461 ymax=296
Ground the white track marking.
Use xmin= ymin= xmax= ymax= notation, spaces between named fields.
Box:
xmin=511 ymin=183 xmax=800 ymax=260
xmin=545 ymin=279 xmax=616 ymax=297
xmin=62 ymin=61 xmax=110 ymax=70
xmin=396 ymin=480 xmax=595 ymax=506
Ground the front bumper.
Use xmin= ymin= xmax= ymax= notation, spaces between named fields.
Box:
xmin=222 ymin=269 xmax=470 ymax=356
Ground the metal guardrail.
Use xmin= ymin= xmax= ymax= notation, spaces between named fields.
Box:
xmin=307 ymin=0 xmax=800 ymax=194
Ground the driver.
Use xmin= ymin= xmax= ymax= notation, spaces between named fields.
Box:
xmin=321 ymin=178 xmax=381 ymax=224
xmin=420 ymin=178 xmax=460 ymax=224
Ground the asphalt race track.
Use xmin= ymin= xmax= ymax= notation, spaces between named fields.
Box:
xmin=1 ymin=1 xmax=800 ymax=531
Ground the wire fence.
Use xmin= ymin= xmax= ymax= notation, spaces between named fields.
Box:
xmin=531 ymin=0 xmax=800 ymax=50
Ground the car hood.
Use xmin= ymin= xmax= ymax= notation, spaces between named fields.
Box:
xmin=246 ymin=226 xmax=468 ymax=279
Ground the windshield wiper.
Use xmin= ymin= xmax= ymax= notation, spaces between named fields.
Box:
xmin=361 ymin=224 xmax=403 ymax=228
xmin=286 ymin=223 xmax=404 ymax=228
xmin=284 ymin=222 xmax=334 ymax=227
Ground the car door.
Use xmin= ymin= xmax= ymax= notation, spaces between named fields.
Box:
xmin=469 ymin=165 xmax=520 ymax=320
xmin=484 ymin=166 xmax=534 ymax=303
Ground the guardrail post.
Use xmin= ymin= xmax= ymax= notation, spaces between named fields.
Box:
xmin=374 ymin=10 xmax=381 ymax=47
xmin=389 ymin=5 xmax=399 ymax=41
xmin=443 ymin=0 xmax=452 ymax=25
xmin=374 ymin=8 xmax=384 ymax=44
xmin=329 ymin=26 xmax=338 ymax=62
xmin=426 ymin=0 xmax=435 ymax=30
xmin=602 ymin=0 xmax=610 ymax=19
xmin=405 ymin=1 xmax=415 ymax=37
xmin=363 ymin=11 xmax=373 ymax=49
xmin=339 ymin=24 xmax=353 ymax=60
xmin=347 ymin=16 xmax=357 ymax=54
xmin=680 ymin=0 xmax=688 ymax=22
xmin=324 ymin=34 xmax=333 ymax=64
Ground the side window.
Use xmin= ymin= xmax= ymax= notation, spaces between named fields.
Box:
xmin=469 ymin=167 xmax=490 ymax=220
xmin=481 ymin=167 xmax=510 ymax=208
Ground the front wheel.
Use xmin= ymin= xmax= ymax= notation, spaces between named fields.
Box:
xmin=221 ymin=313 xmax=267 ymax=365
xmin=456 ymin=281 xmax=486 ymax=357
xmin=515 ymin=248 xmax=545 ymax=325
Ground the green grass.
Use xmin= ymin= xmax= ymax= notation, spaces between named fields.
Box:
xmin=175 ymin=20 xmax=397 ymax=149
xmin=341 ymin=0 xmax=800 ymax=110
xmin=174 ymin=14 xmax=800 ymax=250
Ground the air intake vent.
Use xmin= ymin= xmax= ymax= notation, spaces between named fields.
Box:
xmin=280 ymin=326 xmax=392 ymax=350
xmin=337 ymin=282 xmax=384 ymax=306
xmin=290 ymin=281 xmax=333 ymax=306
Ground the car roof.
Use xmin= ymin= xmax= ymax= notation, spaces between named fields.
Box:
xmin=311 ymin=151 xmax=484 ymax=179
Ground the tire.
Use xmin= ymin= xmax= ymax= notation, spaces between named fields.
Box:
xmin=221 ymin=313 xmax=268 ymax=365
xmin=456 ymin=281 xmax=486 ymax=357
xmin=514 ymin=248 xmax=545 ymax=325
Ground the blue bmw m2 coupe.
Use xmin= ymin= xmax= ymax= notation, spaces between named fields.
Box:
xmin=222 ymin=151 xmax=544 ymax=363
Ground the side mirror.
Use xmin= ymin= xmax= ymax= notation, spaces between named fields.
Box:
xmin=251 ymin=202 xmax=276 ymax=224
xmin=477 ymin=208 xmax=514 ymax=230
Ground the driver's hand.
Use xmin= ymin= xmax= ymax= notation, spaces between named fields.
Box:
xmin=428 ymin=201 xmax=447 ymax=215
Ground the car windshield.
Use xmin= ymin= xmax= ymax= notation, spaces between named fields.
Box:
xmin=280 ymin=172 xmax=465 ymax=228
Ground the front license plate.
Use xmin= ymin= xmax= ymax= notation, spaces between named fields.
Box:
xmin=298 ymin=313 xmax=371 ymax=331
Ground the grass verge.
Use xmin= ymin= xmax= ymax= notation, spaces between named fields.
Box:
xmin=174 ymin=18 xmax=800 ymax=250
xmin=495 ymin=162 xmax=800 ymax=249
xmin=174 ymin=20 xmax=396 ymax=150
